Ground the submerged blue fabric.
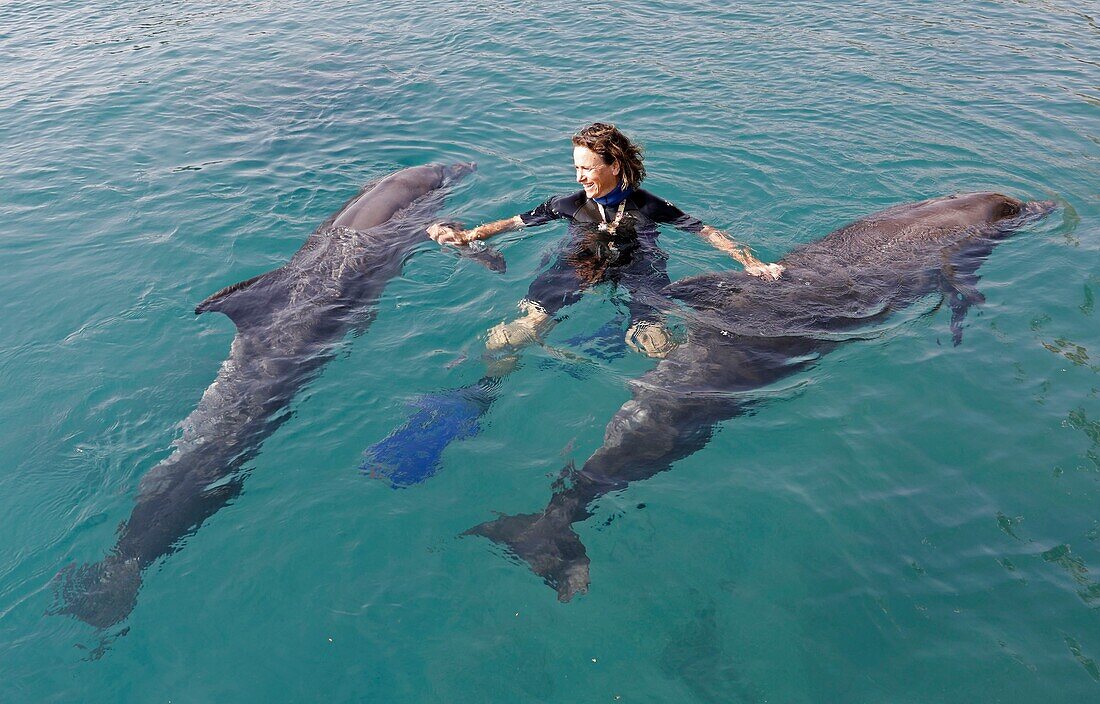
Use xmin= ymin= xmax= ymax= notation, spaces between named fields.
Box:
xmin=562 ymin=316 xmax=630 ymax=361
xmin=360 ymin=388 xmax=488 ymax=487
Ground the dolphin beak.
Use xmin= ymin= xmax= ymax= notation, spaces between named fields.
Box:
xmin=1024 ymin=200 xmax=1056 ymax=219
xmin=1003 ymin=199 xmax=1057 ymax=232
xmin=443 ymin=161 xmax=477 ymax=183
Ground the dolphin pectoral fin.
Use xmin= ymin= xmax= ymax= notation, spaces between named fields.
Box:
xmin=454 ymin=243 xmax=507 ymax=273
xmin=947 ymin=285 xmax=986 ymax=346
xmin=194 ymin=269 xmax=286 ymax=330
xmin=464 ymin=510 xmax=591 ymax=602
xmin=430 ymin=220 xmax=507 ymax=274
xmin=940 ymin=248 xmax=991 ymax=346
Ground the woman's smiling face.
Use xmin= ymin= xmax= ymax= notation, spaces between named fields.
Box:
xmin=573 ymin=146 xmax=620 ymax=199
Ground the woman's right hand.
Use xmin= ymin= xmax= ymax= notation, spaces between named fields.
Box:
xmin=427 ymin=222 xmax=471 ymax=246
xmin=743 ymin=261 xmax=785 ymax=281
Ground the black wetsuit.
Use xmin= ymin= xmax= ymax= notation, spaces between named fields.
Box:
xmin=518 ymin=188 xmax=705 ymax=323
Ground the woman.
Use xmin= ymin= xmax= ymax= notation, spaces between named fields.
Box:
xmin=429 ymin=123 xmax=784 ymax=357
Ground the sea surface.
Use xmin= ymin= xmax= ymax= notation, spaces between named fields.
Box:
xmin=2 ymin=1 xmax=1098 ymax=701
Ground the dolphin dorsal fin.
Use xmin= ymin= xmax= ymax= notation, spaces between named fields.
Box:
xmin=194 ymin=269 xmax=283 ymax=330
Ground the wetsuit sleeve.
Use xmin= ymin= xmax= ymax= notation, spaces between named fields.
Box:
xmin=518 ymin=198 xmax=565 ymax=228
xmin=641 ymin=194 xmax=706 ymax=233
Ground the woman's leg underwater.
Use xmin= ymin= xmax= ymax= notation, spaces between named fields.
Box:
xmin=620 ymin=251 xmax=677 ymax=358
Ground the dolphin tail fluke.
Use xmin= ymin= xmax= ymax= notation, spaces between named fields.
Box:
xmin=51 ymin=554 xmax=143 ymax=630
xmin=464 ymin=506 xmax=591 ymax=602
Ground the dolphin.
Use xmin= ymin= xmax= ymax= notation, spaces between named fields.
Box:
xmin=55 ymin=163 xmax=486 ymax=628
xmin=465 ymin=192 xmax=1056 ymax=601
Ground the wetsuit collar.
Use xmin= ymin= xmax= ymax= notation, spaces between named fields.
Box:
xmin=593 ymin=182 xmax=633 ymax=207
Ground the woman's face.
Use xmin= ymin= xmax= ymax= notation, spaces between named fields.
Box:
xmin=573 ymin=146 xmax=620 ymax=199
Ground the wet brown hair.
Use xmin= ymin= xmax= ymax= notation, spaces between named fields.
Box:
xmin=566 ymin=232 xmax=614 ymax=285
xmin=572 ymin=122 xmax=646 ymax=188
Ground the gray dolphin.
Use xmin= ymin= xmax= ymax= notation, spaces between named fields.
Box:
xmin=466 ymin=192 xmax=1056 ymax=601
xmin=55 ymin=163 xmax=485 ymax=628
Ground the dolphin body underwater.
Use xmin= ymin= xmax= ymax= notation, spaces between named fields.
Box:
xmin=465 ymin=192 xmax=1056 ymax=602
xmin=55 ymin=163 xmax=493 ymax=628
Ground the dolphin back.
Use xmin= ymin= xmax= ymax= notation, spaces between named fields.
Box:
xmin=664 ymin=193 xmax=1055 ymax=338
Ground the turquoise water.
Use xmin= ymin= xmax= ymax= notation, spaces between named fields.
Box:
xmin=2 ymin=0 xmax=1098 ymax=700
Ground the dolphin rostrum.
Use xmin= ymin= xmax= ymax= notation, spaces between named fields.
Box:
xmin=465 ymin=192 xmax=1056 ymax=601
xmin=55 ymin=163 xmax=486 ymax=628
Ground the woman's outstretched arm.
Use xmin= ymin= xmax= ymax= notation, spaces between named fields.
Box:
xmin=697 ymin=225 xmax=785 ymax=280
xmin=427 ymin=216 xmax=525 ymax=246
